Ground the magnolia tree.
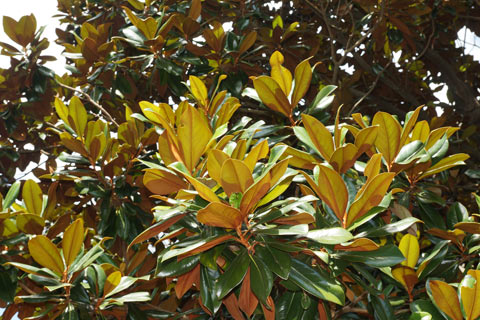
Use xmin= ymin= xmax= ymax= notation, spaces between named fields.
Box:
xmin=1 ymin=1 xmax=480 ymax=320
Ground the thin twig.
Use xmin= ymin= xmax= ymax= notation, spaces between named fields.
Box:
xmin=415 ymin=15 xmax=435 ymax=61
xmin=349 ymin=60 xmax=392 ymax=115
xmin=56 ymin=82 xmax=120 ymax=127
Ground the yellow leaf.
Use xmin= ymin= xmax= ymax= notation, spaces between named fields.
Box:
xmin=270 ymin=158 xmax=290 ymax=186
xmin=399 ymin=105 xmax=423 ymax=146
xmin=398 ymin=234 xmax=419 ymax=268
xmin=240 ymin=173 xmax=271 ymax=215
xmin=352 ymin=113 xmax=368 ymax=128
xmin=54 ymin=97 xmax=69 ymax=125
xmin=372 ymin=112 xmax=402 ymax=168
xmin=280 ymin=145 xmax=316 ymax=169
xmin=139 ymin=101 xmax=176 ymax=140
xmin=429 ymin=280 xmax=463 ymax=320
xmin=334 ymin=105 xmax=342 ymax=148
xmin=418 ymin=153 xmax=469 ymax=180
xmin=329 ymin=143 xmax=358 ymax=173
xmin=244 ymin=140 xmax=269 ymax=172
xmin=392 ymin=266 xmax=418 ymax=294
xmin=461 ymin=269 xmax=480 ymax=320
xmin=144 ymin=168 xmax=188 ymax=195
xmin=409 ymin=120 xmax=430 ymax=143
xmin=189 ymin=75 xmax=208 ymax=108
xmin=364 ymin=154 xmax=382 ymax=180
xmin=220 ymin=159 xmax=254 ymax=196
xmin=302 ymin=165 xmax=348 ymax=222
xmin=215 ymin=97 xmax=241 ymax=129
xmin=425 ymin=127 xmax=458 ymax=150
xmin=271 ymin=64 xmax=292 ymax=97
xmin=252 ymin=76 xmax=292 ymax=118
xmin=177 ymin=105 xmax=213 ymax=172
xmin=28 ymin=235 xmax=65 ymax=275
xmin=103 ymin=271 xmax=122 ymax=297
xmin=22 ymin=180 xmax=43 ymax=216
xmin=291 ymin=58 xmax=312 ymax=107
xmin=184 ymin=175 xmax=221 ymax=203
xmin=197 ymin=202 xmax=244 ymax=229
xmin=231 ymin=139 xmax=247 ymax=160
xmin=346 ymin=172 xmax=395 ymax=227
xmin=269 ymin=51 xmax=284 ymax=67
xmin=123 ymin=6 xmax=157 ymax=39
xmin=257 ymin=175 xmax=294 ymax=207
xmin=63 ymin=219 xmax=84 ymax=268
xmin=301 ymin=114 xmax=334 ymax=160
xmin=157 ymin=131 xmax=179 ymax=166
xmin=354 ymin=126 xmax=379 ymax=156
xmin=207 ymin=149 xmax=230 ymax=185
xmin=334 ymin=238 xmax=379 ymax=251
xmin=69 ymin=96 xmax=88 ymax=138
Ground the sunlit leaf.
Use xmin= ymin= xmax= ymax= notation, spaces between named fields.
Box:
xmin=28 ymin=235 xmax=65 ymax=275
xmin=63 ymin=218 xmax=84 ymax=268
xmin=428 ymin=280 xmax=463 ymax=320
xmin=197 ymin=202 xmax=244 ymax=229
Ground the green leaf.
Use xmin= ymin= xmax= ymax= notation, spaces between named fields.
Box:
xmin=306 ymin=227 xmax=353 ymax=245
xmin=255 ymin=244 xmax=291 ymax=280
xmin=417 ymin=241 xmax=449 ymax=280
xmin=289 ymin=258 xmax=344 ymax=305
xmin=0 ymin=270 xmax=16 ymax=303
xmin=356 ymin=217 xmax=422 ymax=238
xmin=446 ymin=202 xmax=468 ymax=230
xmin=105 ymin=276 xmax=144 ymax=298
xmin=250 ymin=255 xmax=273 ymax=305
xmin=3 ymin=181 xmax=21 ymax=209
xmin=370 ymin=295 xmax=395 ymax=320
xmin=215 ymin=249 xmax=250 ymax=299
xmin=256 ymin=224 xmax=308 ymax=236
xmin=157 ymin=255 xmax=200 ymax=277
xmin=394 ymin=140 xmax=425 ymax=164
xmin=200 ymin=265 xmax=222 ymax=313
xmin=332 ymin=245 xmax=405 ymax=267
xmin=69 ymin=242 xmax=104 ymax=274
xmin=410 ymin=299 xmax=445 ymax=320
xmin=309 ymin=85 xmax=337 ymax=111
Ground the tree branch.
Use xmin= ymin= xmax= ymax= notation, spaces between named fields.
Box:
xmin=56 ymin=82 xmax=120 ymax=128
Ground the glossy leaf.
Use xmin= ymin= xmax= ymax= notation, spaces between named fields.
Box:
xmin=345 ymin=172 xmax=395 ymax=227
xmin=461 ymin=269 xmax=480 ymax=320
xmin=428 ymin=280 xmax=463 ymax=320
xmin=216 ymin=250 xmax=250 ymax=299
xmin=69 ymin=96 xmax=88 ymax=138
xmin=289 ymin=258 xmax=344 ymax=305
xmin=250 ymin=255 xmax=273 ymax=305
xmin=291 ymin=57 xmax=312 ymax=107
xmin=22 ymin=179 xmax=43 ymax=216
xmin=252 ymin=76 xmax=292 ymax=117
xmin=4 ymin=181 xmax=21 ymax=209
xmin=220 ymin=159 xmax=254 ymax=196
xmin=63 ymin=219 xmax=84 ymax=268
xmin=372 ymin=112 xmax=402 ymax=167
xmin=28 ymin=235 xmax=65 ymax=275
xmin=418 ymin=153 xmax=469 ymax=180
xmin=398 ymin=234 xmax=419 ymax=268
xmin=301 ymin=114 xmax=334 ymax=160
xmin=197 ymin=202 xmax=244 ymax=229
xmin=177 ymin=104 xmax=213 ymax=172
xmin=302 ymin=165 xmax=348 ymax=222
xmin=143 ymin=168 xmax=188 ymax=195
xmin=306 ymin=227 xmax=353 ymax=245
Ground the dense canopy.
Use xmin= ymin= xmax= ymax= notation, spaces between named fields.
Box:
xmin=1 ymin=0 xmax=480 ymax=319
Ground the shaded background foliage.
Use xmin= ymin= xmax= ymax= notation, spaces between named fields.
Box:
xmin=0 ymin=0 xmax=480 ymax=319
